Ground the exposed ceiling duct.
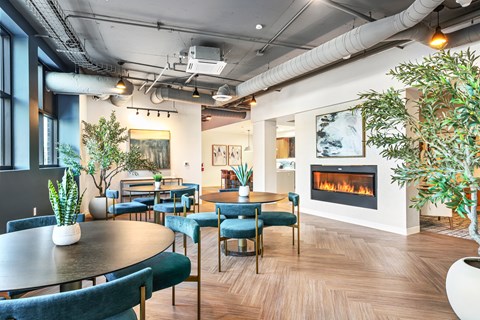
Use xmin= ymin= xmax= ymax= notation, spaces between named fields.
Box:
xmin=151 ymin=87 xmax=217 ymax=106
xmin=202 ymin=108 xmax=247 ymax=119
xmin=234 ymin=0 xmax=445 ymax=100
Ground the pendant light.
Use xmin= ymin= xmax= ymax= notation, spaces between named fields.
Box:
xmin=430 ymin=5 xmax=447 ymax=49
xmin=250 ymin=95 xmax=257 ymax=106
xmin=192 ymin=75 xmax=200 ymax=98
xmin=244 ymin=130 xmax=251 ymax=152
xmin=116 ymin=78 xmax=126 ymax=89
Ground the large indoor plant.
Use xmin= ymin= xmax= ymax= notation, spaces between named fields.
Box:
xmin=231 ymin=163 xmax=253 ymax=197
xmin=355 ymin=49 xmax=480 ymax=319
xmin=48 ymin=169 xmax=84 ymax=245
xmin=59 ymin=111 xmax=158 ymax=219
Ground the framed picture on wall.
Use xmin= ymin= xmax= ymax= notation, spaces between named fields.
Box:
xmin=315 ymin=109 xmax=365 ymax=158
xmin=212 ymin=144 xmax=227 ymax=166
xmin=228 ymin=145 xmax=242 ymax=166
xmin=129 ymin=129 xmax=171 ymax=169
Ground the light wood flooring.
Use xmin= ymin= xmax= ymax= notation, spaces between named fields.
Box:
xmin=11 ymin=189 xmax=478 ymax=319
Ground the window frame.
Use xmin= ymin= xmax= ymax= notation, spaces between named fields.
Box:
xmin=38 ymin=62 xmax=58 ymax=168
xmin=0 ymin=25 xmax=12 ymax=170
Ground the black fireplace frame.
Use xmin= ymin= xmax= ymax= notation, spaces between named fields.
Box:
xmin=311 ymin=165 xmax=378 ymax=209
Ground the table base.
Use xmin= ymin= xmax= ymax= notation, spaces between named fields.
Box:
xmin=60 ymin=281 xmax=82 ymax=292
xmin=222 ymin=239 xmax=261 ymax=257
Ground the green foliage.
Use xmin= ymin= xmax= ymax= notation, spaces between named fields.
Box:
xmin=48 ymin=169 xmax=85 ymax=226
xmin=231 ymin=163 xmax=253 ymax=186
xmin=153 ymin=173 xmax=163 ymax=182
xmin=58 ymin=111 xmax=158 ymax=196
xmin=355 ymin=49 xmax=480 ymax=247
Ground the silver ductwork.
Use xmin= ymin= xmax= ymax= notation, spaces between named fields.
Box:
xmin=203 ymin=108 xmax=247 ymax=119
xmin=151 ymin=87 xmax=218 ymax=106
xmin=235 ymin=0 xmax=445 ymax=99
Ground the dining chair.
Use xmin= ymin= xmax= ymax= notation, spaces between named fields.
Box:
xmin=260 ymin=192 xmax=300 ymax=254
xmin=105 ymin=216 xmax=201 ymax=320
xmin=130 ymin=182 xmax=156 ymax=221
xmin=153 ymin=187 xmax=196 ymax=224
xmin=106 ymin=189 xmax=148 ymax=221
xmin=182 ymin=183 xmax=200 ymax=212
xmin=216 ymin=203 xmax=263 ymax=274
xmin=0 ymin=267 xmax=153 ymax=320
xmin=5 ymin=214 xmax=88 ymax=299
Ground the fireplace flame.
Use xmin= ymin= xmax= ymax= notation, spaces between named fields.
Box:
xmin=318 ymin=181 xmax=373 ymax=196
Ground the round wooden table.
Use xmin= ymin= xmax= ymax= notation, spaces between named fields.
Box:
xmin=200 ymin=191 xmax=286 ymax=256
xmin=0 ymin=221 xmax=174 ymax=292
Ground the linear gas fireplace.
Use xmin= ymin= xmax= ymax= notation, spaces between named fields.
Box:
xmin=311 ymin=165 xmax=377 ymax=209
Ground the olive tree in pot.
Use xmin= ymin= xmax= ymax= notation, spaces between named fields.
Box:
xmin=58 ymin=111 xmax=158 ymax=219
xmin=355 ymin=50 xmax=480 ymax=319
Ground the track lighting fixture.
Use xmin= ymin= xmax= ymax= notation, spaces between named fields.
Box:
xmin=157 ymin=111 xmax=160 ymax=117
xmin=136 ymin=109 xmax=139 ymax=115
xmin=127 ymin=107 xmax=178 ymax=117
xmin=192 ymin=75 xmax=200 ymax=98
xmin=250 ymin=95 xmax=257 ymax=106
xmin=430 ymin=5 xmax=447 ymax=49
xmin=147 ymin=110 xmax=150 ymax=116
xmin=167 ymin=112 xmax=171 ymax=118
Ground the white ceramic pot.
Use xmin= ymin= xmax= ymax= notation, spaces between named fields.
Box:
xmin=154 ymin=181 xmax=161 ymax=189
xmin=446 ymin=257 xmax=480 ymax=320
xmin=88 ymin=196 xmax=109 ymax=220
xmin=239 ymin=185 xmax=250 ymax=197
xmin=52 ymin=224 xmax=81 ymax=246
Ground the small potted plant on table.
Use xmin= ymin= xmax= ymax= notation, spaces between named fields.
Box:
xmin=48 ymin=169 xmax=85 ymax=246
xmin=231 ymin=163 xmax=253 ymax=197
xmin=153 ymin=173 xmax=163 ymax=189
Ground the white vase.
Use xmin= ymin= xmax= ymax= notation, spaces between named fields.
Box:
xmin=52 ymin=224 xmax=81 ymax=246
xmin=446 ymin=257 xmax=480 ymax=320
xmin=154 ymin=181 xmax=161 ymax=189
xmin=239 ymin=185 xmax=250 ymax=197
xmin=88 ymin=196 xmax=110 ymax=220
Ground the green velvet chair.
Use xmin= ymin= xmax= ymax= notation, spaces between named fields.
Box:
xmin=0 ymin=267 xmax=153 ymax=320
xmin=216 ymin=203 xmax=263 ymax=274
xmin=106 ymin=189 xmax=148 ymax=221
xmin=5 ymin=214 xmax=88 ymax=299
xmin=105 ymin=216 xmax=201 ymax=320
xmin=182 ymin=183 xmax=200 ymax=212
xmin=260 ymin=192 xmax=300 ymax=254
xmin=153 ymin=187 xmax=196 ymax=224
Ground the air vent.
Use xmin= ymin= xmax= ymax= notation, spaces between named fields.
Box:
xmin=186 ymin=46 xmax=226 ymax=75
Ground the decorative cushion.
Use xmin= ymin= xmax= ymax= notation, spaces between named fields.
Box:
xmin=106 ymin=252 xmax=191 ymax=292
xmin=186 ymin=212 xmax=226 ymax=227
xmin=108 ymin=202 xmax=147 ymax=215
xmin=220 ymin=219 xmax=263 ymax=239
xmin=132 ymin=197 xmax=155 ymax=207
xmin=260 ymin=211 xmax=297 ymax=226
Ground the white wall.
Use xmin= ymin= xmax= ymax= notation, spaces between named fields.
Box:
xmin=202 ymin=131 xmax=253 ymax=187
xmin=80 ymin=89 xmax=202 ymax=210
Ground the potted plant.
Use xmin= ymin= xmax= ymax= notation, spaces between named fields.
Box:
xmin=58 ymin=111 xmax=158 ymax=219
xmin=355 ymin=49 xmax=480 ymax=319
xmin=231 ymin=163 xmax=253 ymax=197
xmin=153 ymin=173 xmax=163 ymax=189
xmin=48 ymin=169 xmax=85 ymax=246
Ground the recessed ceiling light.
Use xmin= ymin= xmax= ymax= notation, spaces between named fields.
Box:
xmin=255 ymin=24 xmax=263 ymax=30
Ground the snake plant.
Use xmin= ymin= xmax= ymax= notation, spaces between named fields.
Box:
xmin=48 ymin=169 xmax=85 ymax=226
xmin=231 ymin=163 xmax=253 ymax=186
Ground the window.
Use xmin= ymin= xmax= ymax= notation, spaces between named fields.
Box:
xmin=0 ymin=26 xmax=12 ymax=169
xmin=38 ymin=63 xmax=58 ymax=167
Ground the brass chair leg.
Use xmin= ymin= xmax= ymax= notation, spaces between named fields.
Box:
xmin=172 ymin=285 xmax=175 ymax=305
xmin=261 ymin=234 xmax=264 ymax=258
xmin=292 ymin=227 xmax=295 ymax=246
xmin=140 ymin=285 xmax=146 ymax=320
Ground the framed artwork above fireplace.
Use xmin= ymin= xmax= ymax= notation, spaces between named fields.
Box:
xmin=316 ymin=109 xmax=365 ymax=158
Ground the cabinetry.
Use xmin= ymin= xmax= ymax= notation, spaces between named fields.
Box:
xmin=276 ymin=137 xmax=295 ymax=158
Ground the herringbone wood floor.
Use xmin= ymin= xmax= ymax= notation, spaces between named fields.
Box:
xmin=13 ymin=189 xmax=478 ymax=319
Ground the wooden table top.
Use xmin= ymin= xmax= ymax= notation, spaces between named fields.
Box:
xmin=124 ymin=185 xmax=188 ymax=193
xmin=0 ymin=221 xmax=174 ymax=292
xmin=200 ymin=191 xmax=286 ymax=204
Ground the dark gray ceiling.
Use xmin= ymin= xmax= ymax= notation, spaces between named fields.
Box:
xmin=7 ymin=0 xmax=480 ymax=100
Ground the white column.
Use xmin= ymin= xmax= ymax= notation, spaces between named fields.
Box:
xmin=253 ymin=120 xmax=277 ymax=192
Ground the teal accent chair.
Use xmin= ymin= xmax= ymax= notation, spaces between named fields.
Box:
xmin=218 ymin=188 xmax=239 ymax=192
xmin=216 ymin=203 xmax=263 ymax=274
xmin=153 ymin=187 xmax=196 ymax=224
xmin=106 ymin=189 xmax=148 ymax=221
xmin=105 ymin=216 xmax=201 ymax=320
xmin=182 ymin=183 xmax=200 ymax=212
xmin=0 ymin=268 xmax=153 ymax=320
xmin=5 ymin=214 xmax=88 ymax=299
xmin=260 ymin=192 xmax=301 ymax=254
xmin=130 ymin=182 xmax=155 ymax=221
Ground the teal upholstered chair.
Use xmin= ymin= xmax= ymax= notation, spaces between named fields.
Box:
xmin=182 ymin=183 xmax=200 ymax=212
xmin=130 ymin=183 xmax=155 ymax=221
xmin=106 ymin=189 xmax=148 ymax=221
xmin=105 ymin=216 xmax=201 ymax=320
xmin=0 ymin=267 xmax=153 ymax=320
xmin=260 ymin=192 xmax=300 ymax=254
xmin=153 ymin=187 xmax=196 ymax=224
xmin=216 ymin=203 xmax=263 ymax=274
xmin=218 ymin=188 xmax=239 ymax=192
xmin=5 ymin=214 xmax=88 ymax=299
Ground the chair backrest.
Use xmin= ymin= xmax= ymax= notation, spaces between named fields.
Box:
xmin=6 ymin=214 xmax=85 ymax=233
xmin=215 ymin=203 xmax=261 ymax=218
xmin=182 ymin=183 xmax=199 ymax=192
xmin=181 ymin=194 xmax=194 ymax=213
xmin=170 ymin=187 xmax=196 ymax=200
xmin=218 ymin=188 xmax=239 ymax=192
xmin=288 ymin=192 xmax=300 ymax=207
xmin=106 ymin=189 xmax=120 ymax=199
xmin=0 ymin=267 xmax=153 ymax=320
xmin=166 ymin=215 xmax=200 ymax=244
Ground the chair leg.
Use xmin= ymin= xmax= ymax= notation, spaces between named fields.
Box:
xmin=184 ymin=234 xmax=187 ymax=256
xmin=172 ymin=285 xmax=175 ymax=305
xmin=297 ymin=225 xmax=300 ymax=255
xmin=292 ymin=227 xmax=295 ymax=246
xmin=261 ymin=234 xmax=264 ymax=257
xmin=218 ymin=235 xmax=221 ymax=272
